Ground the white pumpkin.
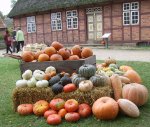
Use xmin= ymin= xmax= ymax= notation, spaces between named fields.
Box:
xmin=117 ymin=99 xmax=140 ymax=118
xmin=22 ymin=70 xmax=32 ymax=80
xmin=16 ymin=79 xmax=27 ymax=88
xmin=33 ymin=70 xmax=45 ymax=81
xmin=79 ymin=80 xmax=93 ymax=92
xmin=36 ymin=80 xmax=49 ymax=87
xmin=27 ymin=77 xmax=37 ymax=87
xmin=45 ymin=66 xmax=56 ymax=74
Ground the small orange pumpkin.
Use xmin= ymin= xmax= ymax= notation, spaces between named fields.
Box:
xmin=119 ymin=65 xmax=133 ymax=72
xmin=38 ymin=54 xmax=50 ymax=62
xmin=44 ymin=46 xmax=57 ymax=57
xmin=51 ymin=41 xmax=63 ymax=51
xmin=50 ymin=54 xmax=63 ymax=61
xmin=58 ymin=48 xmax=71 ymax=60
xmin=17 ymin=104 xmax=33 ymax=115
xmin=124 ymin=70 xmax=142 ymax=84
xmin=68 ymin=55 xmax=80 ymax=60
xmin=34 ymin=51 xmax=43 ymax=60
xmin=81 ymin=47 xmax=93 ymax=58
xmin=71 ymin=45 xmax=82 ymax=58
xmin=22 ymin=51 xmax=34 ymax=62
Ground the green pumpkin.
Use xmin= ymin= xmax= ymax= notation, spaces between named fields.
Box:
xmin=52 ymin=82 xmax=63 ymax=94
xmin=78 ymin=64 xmax=96 ymax=78
xmin=89 ymin=74 xmax=111 ymax=87
xmin=49 ymin=74 xmax=61 ymax=86
xmin=60 ymin=75 xmax=72 ymax=86
xmin=71 ymin=74 xmax=86 ymax=86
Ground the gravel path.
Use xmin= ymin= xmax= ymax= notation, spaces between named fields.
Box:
xmin=0 ymin=48 xmax=150 ymax=62
xmin=92 ymin=48 xmax=150 ymax=62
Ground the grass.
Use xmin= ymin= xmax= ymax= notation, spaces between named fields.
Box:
xmin=0 ymin=58 xmax=150 ymax=127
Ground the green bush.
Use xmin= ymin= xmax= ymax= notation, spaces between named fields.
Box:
xmin=0 ymin=34 xmax=3 ymax=41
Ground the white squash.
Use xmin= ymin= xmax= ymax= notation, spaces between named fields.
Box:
xmin=33 ymin=70 xmax=45 ymax=81
xmin=22 ymin=70 xmax=32 ymax=80
xmin=45 ymin=66 xmax=56 ymax=74
xmin=16 ymin=79 xmax=27 ymax=88
xmin=36 ymin=80 xmax=49 ymax=87
xmin=27 ymin=77 xmax=37 ymax=87
xmin=79 ymin=80 xmax=93 ymax=92
xmin=117 ymin=99 xmax=140 ymax=118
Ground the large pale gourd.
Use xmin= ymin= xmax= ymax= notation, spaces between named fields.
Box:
xmin=117 ymin=99 xmax=140 ymax=118
xmin=122 ymin=83 xmax=148 ymax=106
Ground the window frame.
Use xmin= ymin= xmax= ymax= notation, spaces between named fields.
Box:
xmin=123 ymin=2 xmax=139 ymax=26
xmin=51 ymin=12 xmax=62 ymax=31
xmin=66 ymin=10 xmax=78 ymax=30
xmin=27 ymin=16 xmax=36 ymax=33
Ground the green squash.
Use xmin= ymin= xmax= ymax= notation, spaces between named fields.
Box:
xmin=78 ymin=64 xmax=96 ymax=78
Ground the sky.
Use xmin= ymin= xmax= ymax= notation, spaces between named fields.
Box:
xmin=0 ymin=0 xmax=12 ymax=15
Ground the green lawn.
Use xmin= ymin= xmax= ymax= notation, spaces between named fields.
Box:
xmin=0 ymin=58 xmax=150 ymax=127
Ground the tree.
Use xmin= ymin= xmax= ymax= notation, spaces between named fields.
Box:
xmin=11 ymin=0 xmax=17 ymax=8
xmin=0 ymin=11 xmax=5 ymax=20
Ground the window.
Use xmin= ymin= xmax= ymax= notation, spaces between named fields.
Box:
xmin=123 ymin=2 xmax=139 ymax=25
xmin=66 ymin=10 xmax=78 ymax=29
xmin=51 ymin=12 xmax=62 ymax=31
xmin=27 ymin=16 xmax=36 ymax=33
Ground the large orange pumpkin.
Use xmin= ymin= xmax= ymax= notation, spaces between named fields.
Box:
xmin=38 ymin=54 xmax=50 ymax=62
xmin=51 ymin=41 xmax=63 ymax=51
xmin=17 ymin=104 xmax=33 ymax=115
xmin=92 ymin=97 xmax=119 ymax=120
xmin=122 ymin=83 xmax=148 ymax=106
xmin=44 ymin=46 xmax=57 ymax=57
xmin=124 ymin=70 xmax=142 ymax=83
xmin=71 ymin=45 xmax=82 ymax=58
xmin=81 ymin=47 xmax=93 ymax=58
xmin=22 ymin=51 xmax=34 ymax=62
xmin=50 ymin=54 xmax=63 ymax=61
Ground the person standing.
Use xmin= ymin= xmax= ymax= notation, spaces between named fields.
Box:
xmin=3 ymin=29 xmax=12 ymax=54
xmin=12 ymin=29 xmax=17 ymax=52
xmin=16 ymin=27 xmax=25 ymax=52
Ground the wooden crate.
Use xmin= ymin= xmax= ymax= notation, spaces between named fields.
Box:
xmin=20 ymin=55 xmax=96 ymax=74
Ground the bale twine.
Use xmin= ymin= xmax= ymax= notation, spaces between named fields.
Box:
xmin=12 ymin=86 xmax=113 ymax=111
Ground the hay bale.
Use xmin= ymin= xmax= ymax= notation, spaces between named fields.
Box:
xmin=12 ymin=86 xmax=113 ymax=111
xmin=12 ymin=87 xmax=55 ymax=111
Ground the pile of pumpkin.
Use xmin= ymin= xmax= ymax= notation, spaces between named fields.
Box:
xmin=21 ymin=41 xmax=94 ymax=62
xmin=17 ymin=98 xmax=92 ymax=125
xmin=15 ymin=64 xmax=111 ymax=94
xmin=15 ymin=58 xmax=149 ymax=124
